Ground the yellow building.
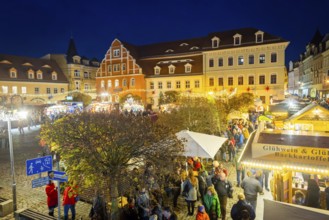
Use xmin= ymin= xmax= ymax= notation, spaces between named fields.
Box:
xmin=0 ymin=54 xmax=68 ymax=106
xmin=203 ymin=28 xmax=289 ymax=105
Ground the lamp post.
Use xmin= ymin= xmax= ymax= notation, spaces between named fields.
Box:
xmin=7 ymin=113 xmax=17 ymax=211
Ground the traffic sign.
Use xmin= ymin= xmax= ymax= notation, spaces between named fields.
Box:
xmin=32 ymin=176 xmax=49 ymax=188
xmin=48 ymin=170 xmax=68 ymax=182
xmin=26 ymin=155 xmax=53 ymax=176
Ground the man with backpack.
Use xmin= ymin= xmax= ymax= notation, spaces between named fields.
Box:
xmin=231 ymin=193 xmax=255 ymax=220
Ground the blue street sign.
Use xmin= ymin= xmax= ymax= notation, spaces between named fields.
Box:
xmin=48 ymin=170 xmax=68 ymax=182
xmin=32 ymin=176 xmax=49 ymax=188
xmin=26 ymin=155 xmax=53 ymax=176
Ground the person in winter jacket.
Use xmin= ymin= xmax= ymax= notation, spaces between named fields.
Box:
xmin=45 ymin=180 xmax=58 ymax=216
xmin=196 ymin=205 xmax=210 ymax=220
xmin=231 ymin=193 xmax=255 ymax=220
xmin=63 ymin=180 xmax=79 ymax=220
xmin=203 ymin=186 xmax=221 ymax=220
xmin=183 ymin=169 xmax=199 ymax=216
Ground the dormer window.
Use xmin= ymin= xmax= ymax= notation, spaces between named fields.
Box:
xmin=165 ymin=49 xmax=174 ymax=53
xmin=52 ymin=72 xmax=57 ymax=80
xmin=154 ymin=66 xmax=161 ymax=75
xmin=73 ymin=55 xmax=81 ymax=64
xmin=10 ymin=68 xmax=17 ymax=78
xmin=190 ymin=46 xmax=199 ymax=50
xmin=28 ymin=69 xmax=34 ymax=79
xmin=113 ymin=49 xmax=120 ymax=57
xmin=180 ymin=43 xmax=189 ymax=46
xmin=255 ymin=31 xmax=264 ymax=43
xmin=37 ymin=70 xmax=43 ymax=79
xmin=168 ymin=64 xmax=175 ymax=74
xmin=185 ymin=63 xmax=192 ymax=73
xmin=212 ymin=36 xmax=220 ymax=48
xmin=233 ymin=34 xmax=242 ymax=46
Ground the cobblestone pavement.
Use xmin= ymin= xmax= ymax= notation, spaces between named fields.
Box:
xmin=0 ymin=126 xmax=271 ymax=220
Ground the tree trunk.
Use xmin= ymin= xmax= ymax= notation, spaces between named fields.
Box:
xmin=109 ymin=177 xmax=119 ymax=220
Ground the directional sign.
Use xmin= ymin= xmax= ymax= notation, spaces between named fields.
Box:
xmin=26 ymin=155 xmax=53 ymax=176
xmin=32 ymin=176 xmax=49 ymax=188
xmin=48 ymin=170 xmax=68 ymax=182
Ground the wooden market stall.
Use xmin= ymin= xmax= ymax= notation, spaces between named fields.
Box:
xmin=239 ymin=103 xmax=329 ymax=210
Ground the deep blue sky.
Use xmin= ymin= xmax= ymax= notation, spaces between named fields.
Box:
xmin=0 ymin=0 xmax=328 ymax=65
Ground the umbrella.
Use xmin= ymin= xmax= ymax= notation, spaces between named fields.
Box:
xmin=176 ymin=130 xmax=227 ymax=159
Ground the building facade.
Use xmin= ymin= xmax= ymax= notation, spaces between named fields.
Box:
xmin=96 ymin=28 xmax=289 ymax=107
xmin=0 ymin=54 xmax=68 ymax=107
xmin=43 ymin=38 xmax=100 ymax=100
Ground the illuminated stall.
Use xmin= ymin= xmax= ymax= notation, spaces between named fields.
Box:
xmin=239 ymin=103 xmax=329 ymax=209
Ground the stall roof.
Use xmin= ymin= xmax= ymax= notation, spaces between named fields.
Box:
xmin=285 ymin=103 xmax=329 ymax=121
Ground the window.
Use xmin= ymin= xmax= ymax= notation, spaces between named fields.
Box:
xmin=108 ymin=65 xmax=112 ymax=73
xmin=34 ymin=87 xmax=39 ymax=94
xmin=52 ymin=73 xmax=57 ymax=80
xmin=74 ymin=70 xmax=80 ymax=77
xmin=176 ymin=81 xmax=181 ymax=89
xmin=238 ymin=56 xmax=244 ymax=65
xmin=113 ymin=49 xmax=120 ymax=57
xmin=185 ymin=80 xmax=190 ymax=89
xmin=12 ymin=86 xmax=17 ymax=94
xmin=75 ymin=81 xmax=80 ymax=90
xmin=131 ymin=78 xmax=135 ymax=87
xmin=101 ymin=80 xmax=105 ymax=88
xmin=195 ymin=80 xmax=200 ymax=88
xmin=115 ymin=79 xmax=119 ymax=87
xmin=154 ymin=66 xmax=161 ymax=75
xmin=84 ymin=72 xmax=89 ymax=78
xmin=209 ymin=78 xmax=214 ymax=86
xmin=84 ymin=84 xmax=90 ymax=91
xmin=113 ymin=64 xmax=120 ymax=72
xmin=234 ymin=36 xmax=241 ymax=45
xmin=150 ymin=82 xmax=154 ymax=89
xmin=259 ymin=75 xmax=265 ymax=84
xmin=209 ymin=59 xmax=214 ymax=67
xmin=37 ymin=72 xmax=43 ymax=79
xmin=249 ymin=76 xmax=255 ymax=85
xmin=218 ymin=77 xmax=223 ymax=86
xmin=108 ymin=80 xmax=112 ymax=88
xmin=238 ymin=76 xmax=243 ymax=85
xmin=228 ymin=57 xmax=233 ymax=66
xmin=158 ymin=82 xmax=163 ymax=89
xmin=249 ymin=55 xmax=254 ymax=64
xmin=259 ymin=54 xmax=265 ymax=64
xmin=46 ymin=88 xmax=51 ymax=94
xmin=21 ymin=87 xmax=27 ymax=94
xmin=54 ymin=88 xmax=58 ymax=94
xmin=185 ymin=63 xmax=192 ymax=73
xmin=167 ymin=81 xmax=172 ymax=89
xmin=122 ymin=63 xmax=126 ymax=71
xmin=61 ymin=88 xmax=65 ymax=93
xmin=228 ymin=77 xmax=233 ymax=86
xmin=256 ymin=32 xmax=264 ymax=43
xmin=10 ymin=71 xmax=16 ymax=78
xmin=28 ymin=72 xmax=34 ymax=79
xmin=212 ymin=37 xmax=219 ymax=48
xmin=123 ymin=79 xmax=127 ymax=87
xmin=169 ymin=65 xmax=175 ymax=74
xmin=271 ymin=53 xmax=277 ymax=63
xmin=2 ymin=86 xmax=8 ymax=94
xmin=218 ymin=58 xmax=223 ymax=67
xmin=271 ymin=74 xmax=277 ymax=84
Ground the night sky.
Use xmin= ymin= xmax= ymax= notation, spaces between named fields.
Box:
xmin=0 ymin=0 xmax=328 ymax=65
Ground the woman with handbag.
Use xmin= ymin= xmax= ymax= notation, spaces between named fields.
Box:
xmin=182 ymin=169 xmax=199 ymax=216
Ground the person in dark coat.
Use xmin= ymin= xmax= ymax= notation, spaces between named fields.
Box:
xmin=305 ymin=179 xmax=320 ymax=208
xmin=45 ymin=180 xmax=58 ymax=216
xmin=89 ymin=190 xmax=108 ymax=220
xmin=162 ymin=206 xmax=177 ymax=220
xmin=120 ymin=198 xmax=139 ymax=220
xmin=231 ymin=193 xmax=255 ymax=220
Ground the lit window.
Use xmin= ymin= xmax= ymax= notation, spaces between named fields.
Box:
xmin=238 ymin=76 xmax=243 ymax=85
xmin=228 ymin=77 xmax=233 ymax=86
xmin=209 ymin=78 xmax=214 ymax=86
xmin=238 ymin=56 xmax=244 ymax=65
xmin=158 ymin=82 xmax=163 ymax=89
xmin=2 ymin=86 xmax=8 ymax=94
xmin=195 ymin=80 xmax=200 ymax=88
xmin=12 ymin=86 xmax=17 ymax=94
xmin=271 ymin=74 xmax=277 ymax=84
xmin=34 ymin=88 xmax=39 ymax=94
xmin=185 ymin=63 xmax=192 ymax=73
xmin=218 ymin=78 xmax=223 ymax=86
xmin=54 ymin=88 xmax=58 ymax=94
xmin=185 ymin=80 xmax=190 ymax=89
xmin=115 ymin=79 xmax=119 ymax=87
xmin=259 ymin=75 xmax=265 ymax=84
xmin=150 ymin=82 xmax=154 ymax=89
xmin=113 ymin=64 xmax=120 ymax=72
xmin=271 ymin=53 xmax=277 ymax=63
xmin=249 ymin=76 xmax=255 ymax=85
xmin=108 ymin=80 xmax=112 ymax=88
xmin=169 ymin=65 xmax=175 ymax=74
xmin=249 ymin=55 xmax=254 ymax=64
xmin=228 ymin=57 xmax=233 ymax=66
xmin=21 ymin=87 xmax=27 ymax=94
xmin=259 ymin=54 xmax=265 ymax=64
xmin=209 ymin=59 xmax=214 ymax=67
xmin=218 ymin=58 xmax=223 ymax=67
xmin=176 ymin=81 xmax=181 ymax=89
xmin=101 ymin=80 xmax=105 ymax=88
xmin=167 ymin=81 xmax=172 ymax=89
xmin=46 ymin=88 xmax=51 ymax=94
xmin=113 ymin=49 xmax=120 ymax=57
xmin=130 ymin=78 xmax=135 ymax=86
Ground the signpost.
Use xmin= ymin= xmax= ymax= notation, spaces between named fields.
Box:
xmin=26 ymin=155 xmax=53 ymax=176
xmin=32 ymin=176 xmax=49 ymax=188
xmin=48 ymin=171 xmax=68 ymax=182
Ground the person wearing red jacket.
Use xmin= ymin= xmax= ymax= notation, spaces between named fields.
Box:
xmin=45 ymin=180 xmax=58 ymax=216
xmin=63 ymin=180 xmax=79 ymax=220
xmin=196 ymin=205 xmax=210 ymax=220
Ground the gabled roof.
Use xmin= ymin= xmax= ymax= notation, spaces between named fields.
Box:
xmin=285 ymin=103 xmax=329 ymax=121
xmin=0 ymin=54 xmax=68 ymax=83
